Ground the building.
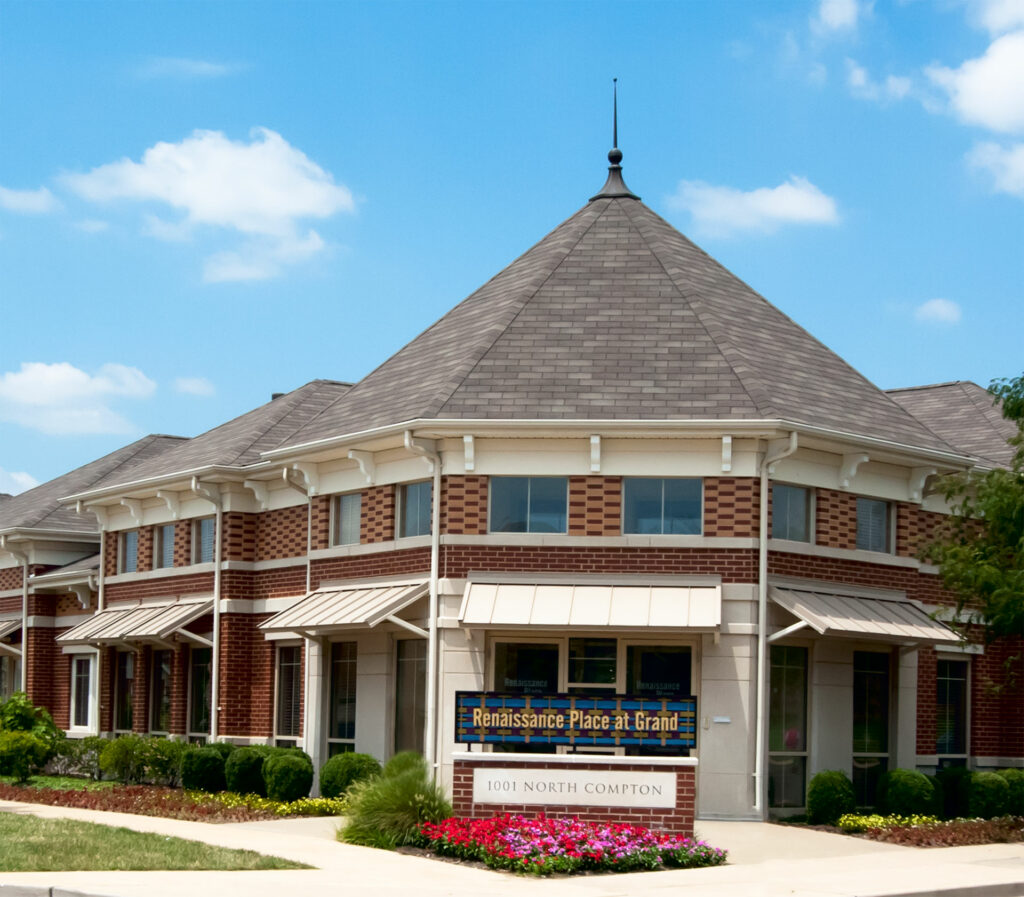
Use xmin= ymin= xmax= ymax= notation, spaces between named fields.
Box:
xmin=1 ymin=143 xmax=1019 ymax=824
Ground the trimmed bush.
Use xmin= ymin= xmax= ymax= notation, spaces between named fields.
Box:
xmin=181 ymin=746 xmax=227 ymax=793
xmin=937 ymin=766 xmax=971 ymax=819
xmin=926 ymin=774 xmax=946 ymax=818
xmin=206 ymin=741 xmax=237 ymax=762
xmin=806 ymin=770 xmax=856 ymax=825
xmin=0 ymin=731 xmax=49 ymax=783
xmin=341 ymin=752 xmax=452 ymax=849
xmin=996 ymin=769 xmax=1024 ymax=816
xmin=0 ymin=692 xmax=61 ymax=746
xmin=877 ymin=769 xmax=935 ymax=817
xmin=99 ymin=734 xmax=147 ymax=784
xmin=265 ymin=753 xmax=313 ymax=802
xmin=320 ymin=752 xmax=381 ymax=799
xmin=968 ymin=772 xmax=1009 ymax=819
xmin=225 ymin=747 xmax=267 ymax=796
xmin=142 ymin=737 xmax=188 ymax=786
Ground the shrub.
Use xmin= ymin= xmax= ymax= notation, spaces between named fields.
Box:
xmin=806 ymin=770 xmax=856 ymax=825
xmin=0 ymin=692 xmax=61 ymax=745
xmin=319 ymin=752 xmax=381 ymax=799
xmin=181 ymin=746 xmax=227 ymax=793
xmin=99 ymin=735 xmax=147 ymax=784
xmin=142 ymin=737 xmax=188 ymax=786
xmin=225 ymin=747 xmax=267 ymax=796
xmin=206 ymin=741 xmax=237 ymax=762
xmin=996 ymin=769 xmax=1024 ymax=816
xmin=265 ymin=753 xmax=313 ymax=803
xmin=0 ymin=731 xmax=49 ymax=783
xmin=341 ymin=752 xmax=451 ymax=849
xmin=926 ymin=774 xmax=946 ymax=818
xmin=937 ymin=766 xmax=971 ymax=819
xmin=968 ymin=772 xmax=1009 ymax=819
xmin=877 ymin=769 xmax=935 ymax=817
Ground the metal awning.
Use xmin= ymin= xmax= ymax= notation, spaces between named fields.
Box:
xmin=57 ymin=600 xmax=213 ymax=647
xmin=769 ymin=586 xmax=962 ymax=645
xmin=259 ymin=581 xmax=430 ymax=637
xmin=0 ymin=619 xmax=21 ymax=656
xmin=459 ymin=582 xmax=721 ymax=629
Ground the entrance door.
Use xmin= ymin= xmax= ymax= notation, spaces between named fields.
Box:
xmin=394 ymin=639 xmax=427 ymax=754
xmin=852 ymin=651 xmax=891 ymax=808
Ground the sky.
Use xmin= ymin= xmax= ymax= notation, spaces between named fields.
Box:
xmin=1 ymin=0 xmax=1022 ymax=494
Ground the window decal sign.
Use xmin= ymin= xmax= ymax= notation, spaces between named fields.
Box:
xmin=454 ymin=691 xmax=697 ymax=749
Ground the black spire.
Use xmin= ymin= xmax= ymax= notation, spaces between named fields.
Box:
xmin=590 ymin=78 xmax=640 ymax=201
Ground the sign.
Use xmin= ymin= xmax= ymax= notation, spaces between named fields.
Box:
xmin=472 ymin=767 xmax=677 ymax=809
xmin=454 ymin=691 xmax=696 ymax=750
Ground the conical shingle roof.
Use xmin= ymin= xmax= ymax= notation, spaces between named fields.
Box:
xmin=279 ymin=166 xmax=955 ymax=455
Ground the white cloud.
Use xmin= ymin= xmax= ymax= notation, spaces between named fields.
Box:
xmin=0 ymin=361 xmax=156 ymax=435
xmin=174 ymin=376 xmax=215 ymax=396
xmin=846 ymin=59 xmax=912 ymax=102
xmin=967 ymin=141 xmax=1024 ymax=196
xmin=812 ymin=0 xmax=866 ymax=34
xmin=61 ymin=127 xmax=355 ymax=281
xmin=666 ymin=176 xmax=840 ymax=237
xmin=926 ymin=31 xmax=1024 ymax=134
xmin=967 ymin=0 xmax=1024 ymax=35
xmin=0 ymin=468 xmax=39 ymax=495
xmin=914 ymin=298 xmax=963 ymax=324
xmin=0 ymin=185 xmax=60 ymax=214
xmin=73 ymin=219 xmax=109 ymax=233
xmin=137 ymin=57 xmax=241 ymax=79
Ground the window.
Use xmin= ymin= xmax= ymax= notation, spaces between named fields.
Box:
xmin=623 ymin=478 xmax=702 ymax=535
xmin=772 ymin=484 xmax=811 ymax=542
xmin=936 ymin=658 xmax=968 ymax=756
xmin=568 ymin=637 xmax=617 ymax=695
xmin=394 ymin=639 xmax=426 ymax=754
xmin=155 ymin=524 xmax=175 ymax=569
xmin=150 ymin=649 xmax=172 ymax=732
xmin=119 ymin=530 xmax=139 ymax=573
xmin=493 ymin=642 xmax=559 ymax=695
xmin=398 ymin=482 xmax=432 ymax=538
xmin=188 ymin=647 xmax=212 ymax=737
xmin=333 ymin=493 xmax=361 ymax=546
xmin=853 ymin=651 xmax=891 ymax=808
xmin=70 ymin=654 xmax=95 ymax=730
xmin=276 ymin=645 xmax=302 ymax=745
xmin=769 ymin=645 xmax=808 ymax=808
xmin=193 ymin=517 xmax=216 ymax=564
xmin=114 ymin=651 xmax=134 ymax=732
xmin=856 ymin=498 xmax=890 ymax=553
xmin=327 ymin=642 xmax=356 ymax=756
xmin=0 ymin=655 xmax=19 ymax=700
xmin=489 ymin=477 xmax=568 ymax=533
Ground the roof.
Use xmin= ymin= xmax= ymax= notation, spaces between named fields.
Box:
xmin=57 ymin=599 xmax=212 ymax=646
xmin=87 ymin=379 xmax=352 ymax=491
xmin=0 ymin=435 xmax=185 ymax=536
xmin=887 ymin=381 xmax=1018 ymax=468
xmin=260 ymin=580 xmax=428 ymax=633
xmin=281 ymin=160 xmax=955 ymax=455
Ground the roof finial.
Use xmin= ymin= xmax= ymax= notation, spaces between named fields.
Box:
xmin=590 ymin=77 xmax=639 ymax=202
xmin=609 ymin=78 xmax=622 ymax=166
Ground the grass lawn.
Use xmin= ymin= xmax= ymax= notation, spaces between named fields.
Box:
xmin=0 ymin=814 xmax=311 ymax=871
xmin=0 ymin=774 xmax=115 ymax=791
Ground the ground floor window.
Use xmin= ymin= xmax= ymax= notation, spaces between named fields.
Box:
xmin=150 ymin=649 xmax=172 ymax=733
xmin=768 ymin=644 xmax=808 ymax=808
xmin=394 ymin=639 xmax=426 ymax=754
xmin=275 ymin=644 xmax=302 ymax=746
xmin=70 ymin=654 xmax=95 ymax=730
xmin=327 ymin=641 xmax=356 ymax=757
xmin=936 ymin=657 xmax=968 ymax=758
xmin=114 ymin=651 xmax=134 ymax=732
xmin=853 ymin=650 xmax=891 ymax=808
xmin=188 ymin=647 xmax=212 ymax=739
xmin=0 ymin=655 xmax=19 ymax=699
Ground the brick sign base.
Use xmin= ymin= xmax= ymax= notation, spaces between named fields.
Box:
xmin=452 ymin=753 xmax=696 ymax=836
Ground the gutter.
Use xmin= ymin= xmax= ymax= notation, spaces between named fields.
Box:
xmin=0 ymin=535 xmax=29 ymax=691
xmin=190 ymin=477 xmax=223 ymax=742
xmin=754 ymin=431 xmax=798 ymax=817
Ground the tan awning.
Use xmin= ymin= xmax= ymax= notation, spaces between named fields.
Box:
xmin=259 ymin=581 xmax=429 ymax=634
xmin=57 ymin=600 xmax=213 ymax=646
xmin=459 ymin=582 xmax=721 ymax=629
xmin=770 ymin=586 xmax=962 ymax=645
xmin=0 ymin=620 xmax=20 ymax=640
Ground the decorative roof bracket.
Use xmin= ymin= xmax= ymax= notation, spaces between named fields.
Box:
xmin=721 ymin=435 xmax=733 ymax=473
xmin=839 ymin=452 xmax=870 ymax=489
xmin=68 ymin=582 xmax=93 ymax=610
xmin=282 ymin=467 xmax=308 ymax=496
xmin=243 ymin=480 xmax=271 ymax=510
xmin=156 ymin=490 xmax=181 ymax=520
xmin=909 ymin=467 xmax=937 ymax=502
xmin=348 ymin=450 xmax=376 ymax=485
xmin=590 ymin=435 xmax=601 ymax=473
xmin=462 ymin=435 xmax=475 ymax=473
xmin=293 ymin=462 xmax=320 ymax=497
xmin=404 ymin=431 xmax=437 ymax=474
xmin=120 ymin=498 xmax=143 ymax=525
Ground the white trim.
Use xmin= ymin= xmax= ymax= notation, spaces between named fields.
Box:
xmin=768 ymin=539 xmax=919 ymax=569
xmin=107 ymin=562 xmax=215 ymax=584
xmin=68 ymin=651 xmax=99 ymax=735
xmin=452 ymin=750 xmax=698 ymax=768
xmin=445 ymin=533 xmax=756 ymax=549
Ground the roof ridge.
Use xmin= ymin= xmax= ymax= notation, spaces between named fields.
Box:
xmin=217 ymin=381 xmax=328 ymax=467
xmin=958 ymin=380 xmax=1014 ymax=444
xmin=885 ymin=380 xmax=971 ymax=393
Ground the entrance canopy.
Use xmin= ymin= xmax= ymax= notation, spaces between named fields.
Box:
xmin=260 ymin=580 xmax=429 ymax=636
xmin=459 ymin=581 xmax=721 ymax=630
xmin=769 ymin=585 xmax=961 ymax=645
xmin=0 ymin=620 xmax=21 ymax=656
xmin=57 ymin=600 xmax=213 ymax=647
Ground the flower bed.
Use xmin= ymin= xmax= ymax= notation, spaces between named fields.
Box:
xmin=0 ymin=781 xmax=346 ymax=823
xmin=418 ymin=814 xmax=727 ymax=875
xmin=838 ymin=813 xmax=1024 ymax=847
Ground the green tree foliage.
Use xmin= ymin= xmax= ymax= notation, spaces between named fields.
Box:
xmin=924 ymin=374 xmax=1024 ymax=643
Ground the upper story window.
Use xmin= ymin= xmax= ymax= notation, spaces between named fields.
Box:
xmin=119 ymin=530 xmax=139 ymax=573
xmin=333 ymin=493 xmax=361 ymax=546
xmin=155 ymin=524 xmax=175 ymax=569
xmin=489 ymin=477 xmax=568 ymax=534
xmin=856 ymin=498 xmax=891 ymax=553
xmin=622 ymin=478 xmax=702 ymax=535
xmin=193 ymin=517 xmax=216 ymax=564
xmin=772 ymin=484 xmax=811 ymax=542
xmin=398 ymin=481 xmax=432 ymax=538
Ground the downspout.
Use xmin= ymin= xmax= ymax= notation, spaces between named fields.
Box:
xmin=77 ymin=502 xmax=107 ymax=610
xmin=754 ymin=431 xmax=798 ymax=816
xmin=405 ymin=431 xmax=441 ymax=775
xmin=191 ymin=478 xmax=223 ymax=742
xmin=1 ymin=536 xmax=29 ymax=692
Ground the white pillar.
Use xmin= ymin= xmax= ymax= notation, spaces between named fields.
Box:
xmin=303 ymin=635 xmax=327 ymax=794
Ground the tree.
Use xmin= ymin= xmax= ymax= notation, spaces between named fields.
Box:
xmin=924 ymin=374 xmax=1024 ymax=643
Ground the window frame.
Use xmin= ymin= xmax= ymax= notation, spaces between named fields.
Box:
xmin=621 ymin=477 xmax=703 ymax=536
xmin=393 ymin=637 xmax=427 ymax=755
xmin=768 ymin=642 xmax=812 ymax=809
xmin=149 ymin=648 xmax=173 ymax=735
xmin=331 ymin=492 xmax=362 ymax=547
xmin=397 ymin=481 xmax=432 ymax=539
xmin=186 ymin=644 xmax=212 ymax=741
xmin=154 ymin=523 xmax=176 ymax=569
xmin=852 ymin=649 xmax=894 ymax=809
xmin=326 ymin=640 xmax=357 ymax=757
xmin=935 ymin=655 xmax=970 ymax=760
xmin=113 ymin=650 xmax=135 ymax=733
xmin=274 ymin=642 xmax=302 ymax=747
xmin=771 ymin=483 xmax=813 ymax=543
xmin=119 ymin=530 xmax=139 ymax=574
xmin=68 ymin=650 xmax=98 ymax=734
xmin=192 ymin=517 xmax=216 ymax=564
xmin=487 ymin=476 xmax=569 ymax=534
xmin=856 ymin=497 xmax=893 ymax=554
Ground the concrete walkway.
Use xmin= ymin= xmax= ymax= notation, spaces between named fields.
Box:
xmin=0 ymin=800 xmax=1022 ymax=897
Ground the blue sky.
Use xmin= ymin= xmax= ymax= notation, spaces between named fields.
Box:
xmin=1 ymin=0 xmax=1022 ymax=493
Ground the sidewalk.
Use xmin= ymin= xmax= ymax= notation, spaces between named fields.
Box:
xmin=0 ymin=800 xmax=1022 ymax=897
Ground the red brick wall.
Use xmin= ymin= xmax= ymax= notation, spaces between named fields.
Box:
xmin=132 ymin=647 xmax=150 ymax=734
xmin=312 ymin=495 xmax=332 ymax=550
xmin=363 ymin=486 xmax=396 ymax=543
xmin=137 ymin=527 xmax=153 ymax=573
xmin=442 ymin=476 xmax=488 ymax=535
xmin=971 ymin=638 xmax=1024 ymax=759
xmin=0 ymin=566 xmax=23 ymax=591
xmin=816 ymin=489 xmax=857 ymax=550
xmin=103 ymin=531 xmax=118 ymax=578
xmin=896 ymin=506 xmax=943 ymax=559
xmin=916 ymin=645 xmax=938 ymax=754
xmin=170 ymin=647 xmax=188 ymax=735
xmin=704 ymin=478 xmax=759 ymax=537
xmin=223 ymin=512 xmax=258 ymax=563
xmin=219 ymin=612 xmax=276 ymax=738
xmin=173 ymin=520 xmax=192 ymax=568
xmin=25 ymin=627 xmax=64 ymax=725
xmin=256 ymin=506 xmax=308 ymax=560
xmin=105 ymin=573 xmax=214 ymax=603
xmin=452 ymin=758 xmax=696 ymax=836
xmin=252 ymin=566 xmax=308 ymax=600
xmin=313 ymin=548 xmax=432 ymax=588
xmin=568 ymin=476 xmax=622 ymax=536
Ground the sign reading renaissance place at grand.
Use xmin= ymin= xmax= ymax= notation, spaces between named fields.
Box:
xmin=472 ymin=767 xmax=678 ymax=809
xmin=454 ymin=691 xmax=697 ymax=750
